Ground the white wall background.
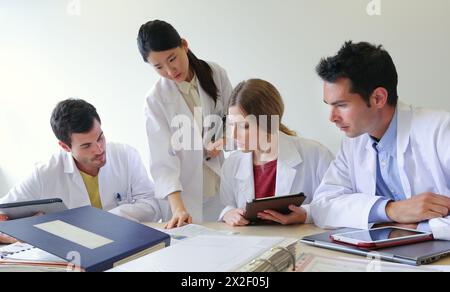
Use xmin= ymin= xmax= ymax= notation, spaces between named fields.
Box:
xmin=1 ymin=0 xmax=450 ymax=195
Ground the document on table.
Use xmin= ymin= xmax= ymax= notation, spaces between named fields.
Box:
xmin=110 ymin=235 xmax=286 ymax=272
xmin=157 ymin=224 xmax=238 ymax=244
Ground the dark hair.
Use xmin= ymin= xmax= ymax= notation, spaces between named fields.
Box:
xmin=230 ymin=79 xmax=296 ymax=136
xmin=137 ymin=20 xmax=218 ymax=103
xmin=50 ymin=98 xmax=101 ymax=147
xmin=316 ymin=41 xmax=398 ymax=107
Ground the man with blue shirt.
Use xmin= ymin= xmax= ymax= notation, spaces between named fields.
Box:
xmin=311 ymin=41 xmax=450 ymax=240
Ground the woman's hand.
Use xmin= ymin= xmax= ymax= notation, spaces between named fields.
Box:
xmin=165 ymin=192 xmax=193 ymax=229
xmin=223 ymin=208 xmax=250 ymax=227
xmin=257 ymin=205 xmax=307 ymax=225
xmin=206 ymin=138 xmax=226 ymax=160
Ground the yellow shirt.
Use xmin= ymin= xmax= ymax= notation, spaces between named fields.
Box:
xmin=80 ymin=171 xmax=103 ymax=209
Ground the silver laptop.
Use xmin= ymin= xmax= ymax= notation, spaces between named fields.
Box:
xmin=301 ymin=228 xmax=450 ymax=266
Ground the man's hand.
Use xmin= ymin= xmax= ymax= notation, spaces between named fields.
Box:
xmin=0 ymin=233 xmax=17 ymax=244
xmin=386 ymin=193 xmax=450 ymax=224
xmin=223 ymin=208 xmax=250 ymax=227
xmin=0 ymin=214 xmax=18 ymax=244
xmin=257 ymin=205 xmax=307 ymax=225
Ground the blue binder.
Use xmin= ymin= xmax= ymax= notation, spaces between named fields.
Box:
xmin=0 ymin=206 xmax=170 ymax=272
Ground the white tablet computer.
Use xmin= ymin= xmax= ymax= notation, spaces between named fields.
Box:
xmin=330 ymin=227 xmax=433 ymax=249
xmin=0 ymin=198 xmax=68 ymax=220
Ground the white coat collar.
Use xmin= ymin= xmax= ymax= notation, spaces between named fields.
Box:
xmin=159 ymin=77 xmax=213 ymax=119
xmin=235 ymin=132 xmax=303 ymax=179
xmin=396 ymin=101 xmax=413 ymax=197
xmin=235 ymin=151 xmax=254 ymax=180
xmin=278 ymin=132 xmax=303 ymax=167
xmin=158 ymin=78 xmax=180 ymax=104
xmin=275 ymin=132 xmax=303 ymax=196
xmin=234 ymin=132 xmax=303 ymax=199
xmin=363 ymin=101 xmax=412 ymax=155
xmin=396 ymin=101 xmax=413 ymax=155
xmin=62 ymin=146 xmax=110 ymax=177
xmin=63 ymin=151 xmax=76 ymax=174
xmin=61 ymin=150 xmax=90 ymax=208
xmin=362 ymin=101 xmax=413 ymax=198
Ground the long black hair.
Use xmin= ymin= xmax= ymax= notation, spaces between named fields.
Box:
xmin=137 ymin=20 xmax=218 ymax=103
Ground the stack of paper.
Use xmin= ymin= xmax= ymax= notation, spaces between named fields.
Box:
xmin=0 ymin=242 xmax=72 ymax=272
xmin=110 ymin=235 xmax=298 ymax=272
xmin=157 ymin=224 xmax=237 ymax=244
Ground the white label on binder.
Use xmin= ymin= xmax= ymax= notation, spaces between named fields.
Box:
xmin=34 ymin=220 xmax=114 ymax=249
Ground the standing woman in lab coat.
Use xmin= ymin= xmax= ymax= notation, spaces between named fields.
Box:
xmin=220 ymin=79 xmax=334 ymax=226
xmin=137 ymin=20 xmax=233 ymax=228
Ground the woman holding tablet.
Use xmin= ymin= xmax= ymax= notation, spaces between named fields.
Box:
xmin=219 ymin=79 xmax=334 ymax=227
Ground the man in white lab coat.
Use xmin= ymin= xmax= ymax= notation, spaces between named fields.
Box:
xmin=311 ymin=41 xmax=450 ymax=240
xmin=0 ymin=99 xmax=162 ymax=243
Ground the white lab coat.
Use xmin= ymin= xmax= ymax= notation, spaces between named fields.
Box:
xmin=0 ymin=143 xmax=162 ymax=223
xmin=219 ymin=132 xmax=334 ymax=222
xmin=144 ymin=61 xmax=233 ymax=222
xmin=311 ymin=102 xmax=450 ymax=240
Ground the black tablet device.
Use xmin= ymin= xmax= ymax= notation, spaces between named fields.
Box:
xmin=244 ymin=193 xmax=306 ymax=223
xmin=0 ymin=198 xmax=68 ymax=220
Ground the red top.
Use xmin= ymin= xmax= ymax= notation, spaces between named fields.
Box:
xmin=253 ymin=159 xmax=277 ymax=199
